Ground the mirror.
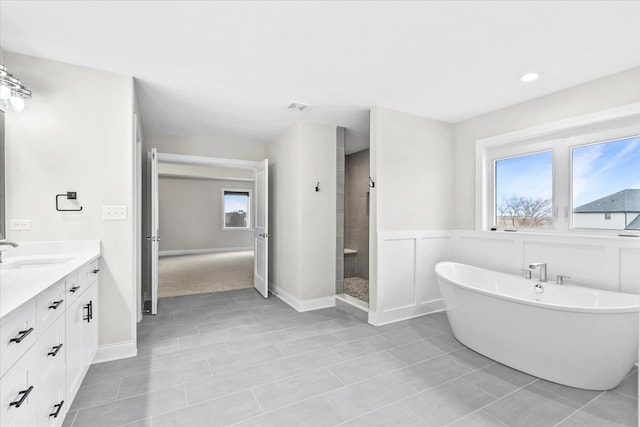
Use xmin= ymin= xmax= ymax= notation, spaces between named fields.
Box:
xmin=0 ymin=109 xmax=5 ymax=240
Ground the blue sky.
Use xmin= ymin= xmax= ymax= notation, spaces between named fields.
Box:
xmin=495 ymin=136 xmax=640 ymax=209
xmin=572 ymin=136 xmax=640 ymax=207
xmin=495 ymin=151 xmax=553 ymax=207
xmin=224 ymin=193 xmax=249 ymax=213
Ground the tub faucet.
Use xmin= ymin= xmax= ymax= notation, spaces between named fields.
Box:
xmin=0 ymin=241 xmax=19 ymax=263
xmin=528 ymin=263 xmax=547 ymax=282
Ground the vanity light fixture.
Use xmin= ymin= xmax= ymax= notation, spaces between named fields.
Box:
xmin=519 ymin=72 xmax=541 ymax=83
xmin=0 ymin=64 xmax=31 ymax=113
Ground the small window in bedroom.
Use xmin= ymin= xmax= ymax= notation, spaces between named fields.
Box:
xmin=223 ymin=189 xmax=251 ymax=229
xmin=494 ymin=151 xmax=553 ymax=228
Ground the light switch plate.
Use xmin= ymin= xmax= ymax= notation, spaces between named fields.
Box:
xmin=9 ymin=219 xmax=31 ymax=230
xmin=103 ymin=206 xmax=127 ymax=221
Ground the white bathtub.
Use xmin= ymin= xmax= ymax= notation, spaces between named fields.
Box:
xmin=435 ymin=261 xmax=639 ymax=390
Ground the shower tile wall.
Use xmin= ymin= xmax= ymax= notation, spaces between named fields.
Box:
xmin=345 ymin=149 xmax=369 ymax=280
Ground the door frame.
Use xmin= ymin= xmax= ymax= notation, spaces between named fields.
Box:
xmin=147 ymin=151 xmax=268 ymax=312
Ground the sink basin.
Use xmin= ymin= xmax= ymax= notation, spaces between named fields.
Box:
xmin=0 ymin=257 xmax=73 ymax=270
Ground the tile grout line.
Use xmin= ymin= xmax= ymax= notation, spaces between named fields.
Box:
xmin=552 ymin=390 xmax=605 ymax=427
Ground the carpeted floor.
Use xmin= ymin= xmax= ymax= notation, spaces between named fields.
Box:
xmin=344 ymin=276 xmax=369 ymax=303
xmin=158 ymin=251 xmax=254 ymax=298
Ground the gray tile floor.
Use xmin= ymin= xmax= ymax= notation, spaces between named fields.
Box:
xmin=62 ymin=288 xmax=638 ymax=427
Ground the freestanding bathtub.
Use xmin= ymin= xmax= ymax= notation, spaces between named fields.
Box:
xmin=435 ymin=261 xmax=639 ymax=390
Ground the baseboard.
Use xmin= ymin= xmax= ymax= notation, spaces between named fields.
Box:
xmin=368 ymin=299 xmax=445 ymax=326
xmin=93 ymin=340 xmax=138 ymax=364
xmin=159 ymin=247 xmax=253 ymax=257
xmin=270 ymin=284 xmax=335 ymax=312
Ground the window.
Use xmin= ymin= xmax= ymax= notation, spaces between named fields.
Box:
xmin=572 ymin=136 xmax=640 ymax=231
xmin=477 ymin=103 xmax=640 ymax=234
xmin=223 ymin=190 xmax=251 ymax=229
xmin=495 ymin=151 xmax=552 ymax=228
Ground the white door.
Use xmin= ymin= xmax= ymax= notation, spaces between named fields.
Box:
xmin=148 ymin=148 xmax=159 ymax=314
xmin=254 ymin=159 xmax=269 ymax=298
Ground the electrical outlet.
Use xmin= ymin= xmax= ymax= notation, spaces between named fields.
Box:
xmin=9 ymin=219 xmax=31 ymax=230
xmin=102 ymin=206 xmax=127 ymax=221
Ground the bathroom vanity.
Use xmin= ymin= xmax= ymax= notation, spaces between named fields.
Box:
xmin=0 ymin=241 xmax=100 ymax=427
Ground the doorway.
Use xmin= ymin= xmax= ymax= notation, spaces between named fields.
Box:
xmin=146 ymin=151 xmax=269 ymax=314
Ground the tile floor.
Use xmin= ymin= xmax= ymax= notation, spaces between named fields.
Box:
xmin=62 ymin=288 xmax=638 ymax=427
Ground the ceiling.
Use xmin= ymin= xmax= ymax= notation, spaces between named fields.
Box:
xmin=1 ymin=1 xmax=639 ymax=147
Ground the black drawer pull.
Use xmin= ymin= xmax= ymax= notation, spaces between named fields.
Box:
xmin=9 ymin=328 xmax=34 ymax=344
xmin=83 ymin=301 xmax=93 ymax=322
xmin=48 ymin=299 xmax=64 ymax=310
xmin=91 ymin=268 xmax=100 ymax=274
xmin=69 ymin=285 xmax=80 ymax=293
xmin=48 ymin=344 xmax=63 ymax=357
xmin=9 ymin=386 xmax=34 ymax=408
xmin=49 ymin=400 xmax=64 ymax=418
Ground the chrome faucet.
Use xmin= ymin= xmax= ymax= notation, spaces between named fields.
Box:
xmin=528 ymin=262 xmax=547 ymax=282
xmin=0 ymin=241 xmax=18 ymax=263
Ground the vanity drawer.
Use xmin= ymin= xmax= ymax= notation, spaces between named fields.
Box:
xmin=37 ymin=371 xmax=66 ymax=427
xmin=87 ymin=259 xmax=100 ymax=285
xmin=0 ymin=345 xmax=39 ymax=427
xmin=35 ymin=314 xmax=65 ymax=390
xmin=65 ymin=271 xmax=81 ymax=305
xmin=36 ymin=279 xmax=66 ymax=337
xmin=0 ymin=302 xmax=37 ymax=377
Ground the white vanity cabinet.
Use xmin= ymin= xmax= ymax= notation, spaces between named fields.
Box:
xmin=0 ymin=253 xmax=100 ymax=427
xmin=66 ymin=260 xmax=99 ymax=404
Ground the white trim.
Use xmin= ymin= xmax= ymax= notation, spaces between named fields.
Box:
xmin=133 ymin=113 xmax=142 ymax=325
xmin=335 ymin=293 xmax=369 ymax=311
xmin=93 ymin=340 xmax=138 ymax=364
xmin=159 ymin=247 xmax=253 ymax=257
xmin=368 ymin=301 xmax=445 ymax=326
xmin=159 ymin=173 xmax=254 ymax=182
xmin=157 ymin=152 xmax=261 ymax=169
xmin=475 ymin=102 xmax=640 ymax=232
xmin=271 ymin=285 xmax=335 ymax=312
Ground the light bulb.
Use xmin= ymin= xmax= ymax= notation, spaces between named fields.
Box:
xmin=0 ymin=85 xmax=10 ymax=102
xmin=519 ymin=72 xmax=541 ymax=83
xmin=10 ymin=95 xmax=25 ymax=112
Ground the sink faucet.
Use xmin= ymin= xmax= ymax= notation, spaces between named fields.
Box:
xmin=0 ymin=241 xmax=19 ymax=263
xmin=529 ymin=262 xmax=547 ymax=282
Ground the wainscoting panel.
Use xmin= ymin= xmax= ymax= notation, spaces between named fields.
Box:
xmin=370 ymin=230 xmax=638 ymax=326
xmin=451 ymin=231 xmax=639 ymax=293
xmin=377 ymin=238 xmax=416 ymax=311
xmin=370 ymin=231 xmax=449 ymax=326
xmin=620 ymin=247 xmax=640 ymax=294
xmin=453 ymin=235 xmax=517 ymax=273
xmin=522 ymin=240 xmax=613 ymax=290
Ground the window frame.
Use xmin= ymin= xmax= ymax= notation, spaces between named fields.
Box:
xmin=222 ymin=188 xmax=252 ymax=230
xmin=476 ymin=103 xmax=640 ymax=235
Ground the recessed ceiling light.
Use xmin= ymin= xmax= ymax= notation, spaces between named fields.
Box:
xmin=519 ymin=72 xmax=541 ymax=83
xmin=287 ymin=101 xmax=311 ymax=112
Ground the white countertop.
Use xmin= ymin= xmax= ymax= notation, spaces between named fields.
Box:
xmin=0 ymin=240 xmax=101 ymax=319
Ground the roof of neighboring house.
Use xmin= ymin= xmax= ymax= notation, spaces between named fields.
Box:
xmin=573 ymin=189 xmax=640 ymax=213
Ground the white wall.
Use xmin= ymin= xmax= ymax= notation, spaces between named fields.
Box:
xmin=454 ymin=67 xmax=640 ymax=230
xmin=4 ymin=52 xmax=136 ymax=357
xmin=371 ymin=107 xmax=455 ymax=232
xmin=369 ymin=107 xmax=453 ymax=318
xmin=144 ymin=131 xmax=266 ymax=161
xmin=158 ymin=177 xmax=254 ymax=253
xmin=267 ymin=122 xmax=337 ymax=310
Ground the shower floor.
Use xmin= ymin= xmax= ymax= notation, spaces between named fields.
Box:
xmin=344 ymin=276 xmax=369 ymax=303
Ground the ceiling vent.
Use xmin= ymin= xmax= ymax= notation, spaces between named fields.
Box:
xmin=287 ymin=101 xmax=311 ymax=112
